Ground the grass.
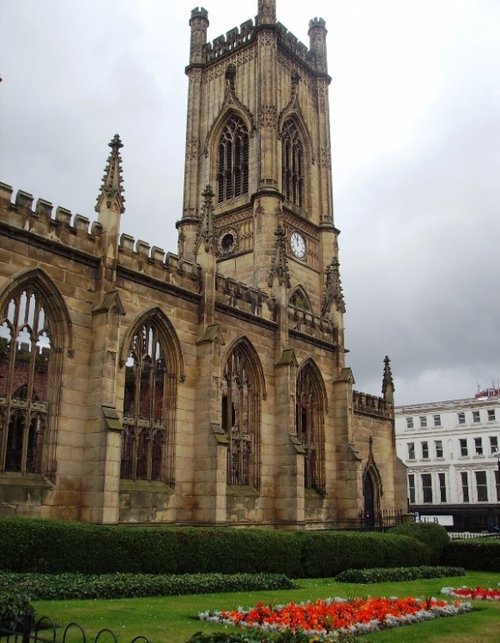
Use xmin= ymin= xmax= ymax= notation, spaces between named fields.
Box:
xmin=33 ymin=571 xmax=500 ymax=642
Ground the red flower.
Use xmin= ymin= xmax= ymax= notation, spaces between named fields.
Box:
xmin=210 ymin=595 xmax=470 ymax=636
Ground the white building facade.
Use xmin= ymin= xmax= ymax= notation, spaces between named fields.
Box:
xmin=395 ymin=390 xmax=500 ymax=531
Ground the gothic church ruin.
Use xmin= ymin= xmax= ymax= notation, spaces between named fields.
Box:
xmin=0 ymin=1 xmax=407 ymax=527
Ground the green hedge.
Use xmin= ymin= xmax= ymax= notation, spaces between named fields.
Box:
xmin=0 ymin=572 xmax=294 ymax=600
xmin=0 ymin=518 xmax=431 ymax=577
xmin=441 ymin=538 xmax=500 ymax=571
xmin=389 ymin=522 xmax=449 ymax=565
xmin=335 ymin=565 xmax=466 ymax=583
xmin=296 ymin=531 xmax=430 ymax=577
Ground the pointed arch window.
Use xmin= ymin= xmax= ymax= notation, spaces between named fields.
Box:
xmin=296 ymin=364 xmax=325 ymax=492
xmin=221 ymin=343 xmax=261 ymax=488
xmin=217 ymin=115 xmax=249 ymax=203
xmin=121 ymin=323 xmax=173 ymax=484
xmin=289 ymin=287 xmax=311 ymax=311
xmin=282 ymin=119 xmax=304 ymax=207
xmin=0 ymin=289 xmax=53 ymax=474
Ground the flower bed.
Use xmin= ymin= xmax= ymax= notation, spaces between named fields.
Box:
xmin=199 ymin=596 xmax=471 ymax=639
xmin=441 ymin=586 xmax=500 ymax=601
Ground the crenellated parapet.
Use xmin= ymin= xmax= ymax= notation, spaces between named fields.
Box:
xmin=201 ymin=19 xmax=315 ymax=70
xmin=276 ymin=23 xmax=309 ymax=64
xmin=204 ymin=19 xmax=255 ymax=62
xmin=288 ymin=304 xmax=337 ymax=346
xmin=353 ymin=390 xmax=393 ymax=419
xmin=0 ymin=183 xmax=102 ymax=255
xmin=118 ymin=234 xmax=201 ymax=292
xmin=0 ymin=182 xmax=202 ymax=295
xmin=215 ymin=274 xmax=277 ymax=323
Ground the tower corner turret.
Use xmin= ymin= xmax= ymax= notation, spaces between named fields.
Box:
xmin=189 ymin=6 xmax=209 ymax=65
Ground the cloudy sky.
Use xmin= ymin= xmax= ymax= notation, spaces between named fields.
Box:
xmin=1 ymin=0 xmax=499 ymax=405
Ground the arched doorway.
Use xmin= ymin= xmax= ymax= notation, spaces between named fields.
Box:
xmin=363 ymin=472 xmax=376 ymax=528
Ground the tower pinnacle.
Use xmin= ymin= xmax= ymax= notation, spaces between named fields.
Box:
xmin=257 ymin=0 xmax=276 ymax=25
xmin=95 ymin=134 xmax=125 ymax=214
xmin=382 ymin=356 xmax=395 ymax=404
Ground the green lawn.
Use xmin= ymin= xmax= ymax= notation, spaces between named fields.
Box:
xmin=34 ymin=571 xmax=500 ymax=643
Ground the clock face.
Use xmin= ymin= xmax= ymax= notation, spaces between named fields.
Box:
xmin=290 ymin=231 xmax=306 ymax=259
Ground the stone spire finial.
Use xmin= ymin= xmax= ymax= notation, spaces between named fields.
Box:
xmin=382 ymin=356 xmax=395 ymax=403
xmin=95 ymin=134 xmax=125 ymax=214
xmin=257 ymin=0 xmax=276 ymax=25
xmin=321 ymin=258 xmax=345 ymax=317
xmin=268 ymin=220 xmax=290 ymax=288
xmin=198 ymin=184 xmax=215 ymax=250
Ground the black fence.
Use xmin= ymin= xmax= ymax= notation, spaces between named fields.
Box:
xmin=358 ymin=508 xmax=406 ymax=530
xmin=0 ymin=616 xmax=151 ymax=643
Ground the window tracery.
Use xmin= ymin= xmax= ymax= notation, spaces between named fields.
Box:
xmin=221 ymin=343 xmax=260 ymax=488
xmin=296 ymin=363 xmax=325 ymax=492
xmin=282 ymin=119 xmax=304 ymax=207
xmin=121 ymin=323 xmax=172 ymax=483
xmin=0 ymin=289 xmax=52 ymax=474
xmin=217 ymin=115 xmax=249 ymax=203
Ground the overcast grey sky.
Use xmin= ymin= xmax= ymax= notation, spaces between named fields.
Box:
xmin=1 ymin=0 xmax=499 ymax=405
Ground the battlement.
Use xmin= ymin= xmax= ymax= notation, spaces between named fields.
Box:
xmin=0 ymin=182 xmax=201 ymax=293
xmin=191 ymin=6 xmax=208 ymax=20
xmin=353 ymin=390 xmax=392 ymax=419
xmin=118 ymin=234 xmax=201 ymax=291
xmin=0 ymin=183 xmax=102 ymax=252
xmin=204 ymin=19 xmax=254 ymax=61
xmin=200 ymin=16 xmax=321 ymax=71
xmin=309 ymin=17 xmax=326 ymax=29
xmin=215 ymin=274 xmax=277 ymax=323
xmin=276 ymin=23 xmax=309 ymax=63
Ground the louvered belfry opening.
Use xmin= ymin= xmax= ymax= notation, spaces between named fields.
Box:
xmin=282 ymin=119 xmax=304 ymax=207
xmin=217 ymin=115 xmax=249 ymax=203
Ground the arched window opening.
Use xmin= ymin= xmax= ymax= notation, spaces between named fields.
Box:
xmin=0 ymin=289 xmax=52 ymax=474
xmin=282 ymin=119 xmax=304 ymax=207
xmin=121 ymin=323 xmax=174 ymax=484
xmin=289 ymin=288 xmax=311 ymax=311
xmin=296 ymin=364 xmax=325 ymax=492
xmin=217 ymin=115 xmax=249 ymax=203
xmin=221 ymin=343 xmax=260 ymax=488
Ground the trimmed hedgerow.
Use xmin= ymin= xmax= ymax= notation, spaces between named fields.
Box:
xmin=0 ymin=519 xmax=304 ymax=576
xmin=0 ymin=518 xmax=433 ymax=577
xmin=0 ymin=572 xmax=295 ymax=601
xmin=296 ymin=531 xmax=430 ymax=578
xmin=389 ymin=522 xmax=449 ymax=565
xmin=335 ymin=565 xmax=466 ymax=583
xmin=441 ymin=538 xmax=500 ymax=571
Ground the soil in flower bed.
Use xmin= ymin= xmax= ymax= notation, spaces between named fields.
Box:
xmin=199 ymin=596 xmax=472 ymax=638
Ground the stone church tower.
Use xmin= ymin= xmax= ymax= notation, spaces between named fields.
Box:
xmin=0 ymin=0 xmax=407 ymax=527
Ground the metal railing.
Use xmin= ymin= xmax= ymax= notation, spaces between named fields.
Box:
xmin=358 ymin=508 xmax=405 ymax=530
xmin=0 ymin=616 xmax=151 ymax=643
